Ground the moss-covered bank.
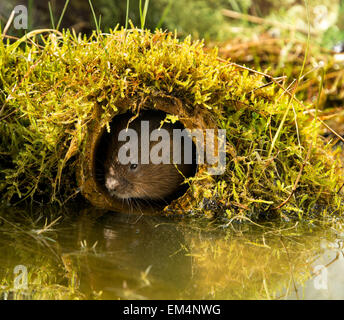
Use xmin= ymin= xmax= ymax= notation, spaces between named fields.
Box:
xmin=0 ymin=28 xmax=343 ymax=219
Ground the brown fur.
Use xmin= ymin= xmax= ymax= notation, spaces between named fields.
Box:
xmin=104 ymin=111 xmax=194 ymax=200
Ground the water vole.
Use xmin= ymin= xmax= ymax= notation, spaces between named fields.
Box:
xmin=104 ymin=111 xmax=195 ymax=201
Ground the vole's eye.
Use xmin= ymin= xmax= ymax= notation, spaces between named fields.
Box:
xmin=130 ymin=163 xmax=138 ymax=171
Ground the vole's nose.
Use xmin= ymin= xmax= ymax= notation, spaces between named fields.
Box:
xmin=105 ymin=177 xmax=120 ymax=191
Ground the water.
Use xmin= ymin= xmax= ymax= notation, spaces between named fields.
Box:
xmin=0 ymin=205 xmax=343 ymax=300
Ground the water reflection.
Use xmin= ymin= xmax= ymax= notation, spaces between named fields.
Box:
xmin=289 ymin=238 xmax=344 ymax=299
xmin=0 ymin=206 xmax=343 ymax=299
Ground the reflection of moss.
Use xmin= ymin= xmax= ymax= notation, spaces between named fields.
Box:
xmin=0 ymin=28 xmax=343 ymax=219
xmin=0 ymin=206 xmax=341 ymax=300
xmin=182 ymin=222 xmax=336 ymax=299
xmin=0 ymin=208 xmax=87 ymax=299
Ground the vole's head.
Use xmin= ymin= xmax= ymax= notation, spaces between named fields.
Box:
xmin=104 ymin=111 xmax=193 ymax=201
xmin=105 ymin=157 xmax=185 ymax=200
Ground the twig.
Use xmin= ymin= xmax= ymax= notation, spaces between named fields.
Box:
xmin=280 ymin=237 xmax=299 ymax=299
xmin=35 ymin=216 xmax=62 ymax=235
xmin=221 ymin=9 xmax=317 ymax=36
xmin=272 ymin=141 xmax=313 ymax=210
xmin=309 ymin=113 xmax=344 ymax=144
xmin=217 ymin=58 xmax=344 ymax=144
xmin=268 ymin=80 xmax=299 ymax=158
xmin=2 ymin=10 xmax=15 ymax=37
xmin=247 ymin=76 xmax=286 ymax=94
xmin=1 ymin=34 xmax=45 ymax=49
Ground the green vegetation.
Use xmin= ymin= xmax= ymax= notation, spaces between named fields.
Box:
xmin=1 ymin=0 xmax=342 ymax=46
xmin=1 ymin=0 xmax=344 ymax=302
xmin=0 ymin=27 xmax=343 ymax=221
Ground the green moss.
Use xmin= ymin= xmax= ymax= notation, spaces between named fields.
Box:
xmin=0 ymin=27 xmax=343 ymax=220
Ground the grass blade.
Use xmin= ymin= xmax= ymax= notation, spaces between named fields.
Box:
xmin=269 ymin=0 xmax=311 ymax=157
xmin=56 ymin=0 xmax=70 ymax=31
xmin=48 ymin=2 xmax=56 ymax=30
xmin=139 ymin=0 xmax=150 ymax=29
xmin=156 ymin=0 xmax=172 ymax=29
xmin=88 ymin=0 xmax=100 ymax=34
xmin=125 ymin=0 xmax=130 ymax=30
